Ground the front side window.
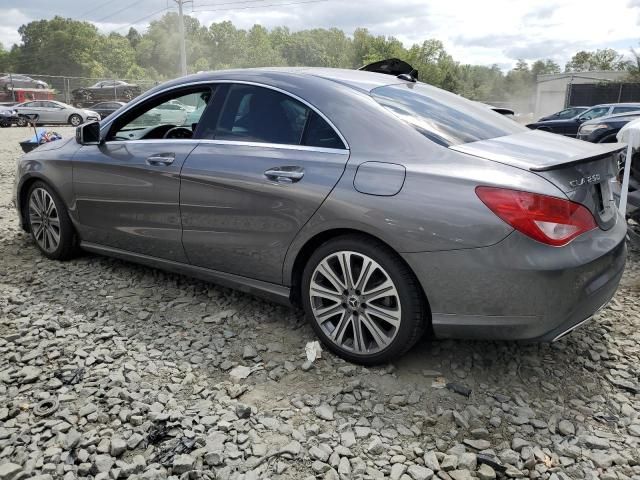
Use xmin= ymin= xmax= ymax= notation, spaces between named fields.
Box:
xmin=371 ymin=83 xmax=525 ymax=147
xmin=211 ymin=84 xmax=345 ymax=149
xmin=108 ymin=88 xmax=213 ymax=141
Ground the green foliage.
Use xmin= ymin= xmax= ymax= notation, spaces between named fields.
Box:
xmin=627 ymin=47 xmax=640 ymax=81
xmin=7 ymin=13 xmax=633 ymax=110
xmin=14 ymin=16 xmax=102 ymax=76
xmin=565 ymin=49 xmax=630 ymax=72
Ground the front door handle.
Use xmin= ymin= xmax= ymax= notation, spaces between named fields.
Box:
xmin=146 ymin=152 xmax=175 ymax=166
xmin=264 ymin=166 xmax=305 ymax=183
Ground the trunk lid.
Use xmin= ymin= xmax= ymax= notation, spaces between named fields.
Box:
xmin=451 ymin=130 xmax=623 ymax=230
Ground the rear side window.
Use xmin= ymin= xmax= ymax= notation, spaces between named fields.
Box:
xmin=613 ymin=106 xmax=640 ymax=114
xmin=371 ymin=83 xmax=525 ymax=147
xmin=212 ymin=84 xmax=345 ymax=149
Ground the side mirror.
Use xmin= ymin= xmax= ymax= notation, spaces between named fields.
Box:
xmin=576 ymin=117 xmax=585 ymax=123
xmin=76 ymin=120 xmax=101 ymax=145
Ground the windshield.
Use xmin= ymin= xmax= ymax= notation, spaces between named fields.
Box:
xmin=371 ymin=83 xmax=525 ymax=147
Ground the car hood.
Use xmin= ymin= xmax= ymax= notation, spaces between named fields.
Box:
xmin=450 ymin=129 xmax=623 ymax=171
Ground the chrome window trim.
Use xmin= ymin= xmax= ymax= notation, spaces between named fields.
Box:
xmin=101 ymin=79 xmax=350 ymax=150
xmin=103 ymin=138 xmax=349 ymax=155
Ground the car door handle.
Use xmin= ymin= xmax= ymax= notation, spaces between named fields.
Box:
xmin=146 ymin=153 xmax=175 ymax=166
xmin=264 ymin=166 xmax=305 ymax=183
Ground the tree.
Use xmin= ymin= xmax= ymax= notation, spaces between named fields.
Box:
xmin=98 ymin=33 xmax=136 ymax=78
xmin=565 ymin=49 xmax=630 ymax=72
xmin=531 ymin=59 xmax=560 ymax=76
xmin=0 ymin=43 xmax=9 ymax=72
xmin=627 ymin=47 xmax=640 ymax=81
xmin=13 ymin=16 xmax=102 ymax=76
xmin=126 ymin=28 xmax=141 ymax=49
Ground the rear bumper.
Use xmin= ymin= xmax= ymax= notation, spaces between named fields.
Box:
xmin=402 ymin=215 xmax=628 ymax=341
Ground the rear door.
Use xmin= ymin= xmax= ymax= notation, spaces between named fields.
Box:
xmin=39 ymin=101 xmax=63 ymax=123
xmin=180 ymin=83 xmax=350 ymax=284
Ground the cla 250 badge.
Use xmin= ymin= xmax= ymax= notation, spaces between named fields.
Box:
xmin=570 ymin=174 xmax=600 ymax=188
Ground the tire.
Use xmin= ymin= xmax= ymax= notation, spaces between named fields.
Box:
xmin=68 ymin=114 xmax=83 ymax=126
xmin=0 ymin=119 xmax=10 ymax=128
xmin=122 ymin=88 xmax=135 ymax=101
xmin=301 ymin=235 xmax=427 ymax=365
xmin=17 ymin=116 xmax=27 ymax=127
xmin=26 ymin=181 xmax=78 ymax=260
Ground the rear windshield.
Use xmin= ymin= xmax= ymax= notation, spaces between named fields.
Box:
xmin=371 ymin=83 xmax=526 ymax=147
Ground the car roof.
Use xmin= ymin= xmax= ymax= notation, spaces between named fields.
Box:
xmin=156 ymin=67 xmax=404 ymax=94
xmin=589 ymin=102 xmax=640 ymax=108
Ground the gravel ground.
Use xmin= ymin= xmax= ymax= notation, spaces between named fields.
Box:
xmin=1 ymin=126 xmax=639 ymax=480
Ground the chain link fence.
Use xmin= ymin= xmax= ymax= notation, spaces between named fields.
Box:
xmin=0 ymin=72 xmax=161 ymax=107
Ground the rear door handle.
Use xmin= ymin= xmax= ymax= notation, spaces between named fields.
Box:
xmin=264 ymin=166 xmax=305 ymax=183
xmin=146 ymin=152 xmax=175 ymax=166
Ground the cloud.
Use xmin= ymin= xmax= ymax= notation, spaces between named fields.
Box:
xmin=504 ymin=40 xmax=580 ymax=60
xmin=453 ymin=34 xmax=522 ymax=48
xmin=523 ymin=4 xmax=558 ymax=25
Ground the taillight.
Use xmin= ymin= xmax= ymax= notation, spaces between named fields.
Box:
xmin=475 ymin=186 xmax=597 ymax=247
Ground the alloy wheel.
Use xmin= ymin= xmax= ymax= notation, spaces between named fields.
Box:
xmin=309 ymin=251 xmax=402 ymax=354
xmin=28 ymin=188 xmax=60 ymax=253
xmin=70 ymin=115 xmax=82 ymax=126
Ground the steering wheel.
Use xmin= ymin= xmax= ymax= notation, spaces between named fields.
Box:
xmin=163 ymin=126 xmax=193 ymax=139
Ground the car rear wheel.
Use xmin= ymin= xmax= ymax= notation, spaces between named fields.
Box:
xmin=68 ymin=114 xmax=83 ymax=126
xmin=301 ymin=235 xmax=427 ymax=365
xmin=26 ymin=182 xmax=78 ymax=260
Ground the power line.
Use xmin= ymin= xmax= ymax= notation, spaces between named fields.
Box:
xmin=94 ymin=2 xmax=144 ymax=24
xmin=113 ymin=7 xmax=174 ymax=31
xmin=191 ymin=0 xmax=330 ymax=13
xmin=193 ymin=0 xmax=290 ymax=8
xmin=77 ymin=0 xmax=123 ymax=20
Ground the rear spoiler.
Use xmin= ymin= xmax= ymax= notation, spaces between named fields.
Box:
xmin=530 ymin=147 xmax=625 ymax=172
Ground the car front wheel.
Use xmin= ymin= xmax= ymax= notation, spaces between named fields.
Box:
xmin=301 ymin=235 xmax=427 ymax=365
xmin=68 ymin=114 xmax=83 ymax=126
xmin=26 ymin=182 xmax=78 ymax=260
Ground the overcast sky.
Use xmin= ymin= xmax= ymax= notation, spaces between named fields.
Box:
xmin=1 ymin=0 xmax=639 ymax=69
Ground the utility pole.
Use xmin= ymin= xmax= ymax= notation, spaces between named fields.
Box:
xmin=174 ymin=0 xmax=191 ymax=76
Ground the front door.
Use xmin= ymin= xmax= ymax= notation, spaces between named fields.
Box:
xmin=72 ymin=86 xmax=215 ymax=262
xmin=180 ymin=83 xmax=350 ymax=284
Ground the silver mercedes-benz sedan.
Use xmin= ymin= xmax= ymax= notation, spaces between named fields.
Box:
xmin=14 ymin=68 xmax=627 ymax=364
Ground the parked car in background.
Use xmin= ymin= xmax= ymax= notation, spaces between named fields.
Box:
xmin=0 ymin=105 xmax=19 ymax=127
xmin=14 ymin=100 xmax=99 ymax=126
xmin=538 ymin=106 xmax=589 ymax=122
xmin=150 ymin=101 xmax=188 ymax=124
xmin=72 ymin=80 xmax=141 ymax=106
xmin=577 ymin=111 xmax=640 ymax=143
xmin=0 ymin=74 xmax=49 ymax=90
xmin=527 ymin=103 xmax=640 ymax=137
xmin=14 ymin=68 xmax=627 ymax=364
xmin=89 ymin=101 xmax=126 ymax=119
